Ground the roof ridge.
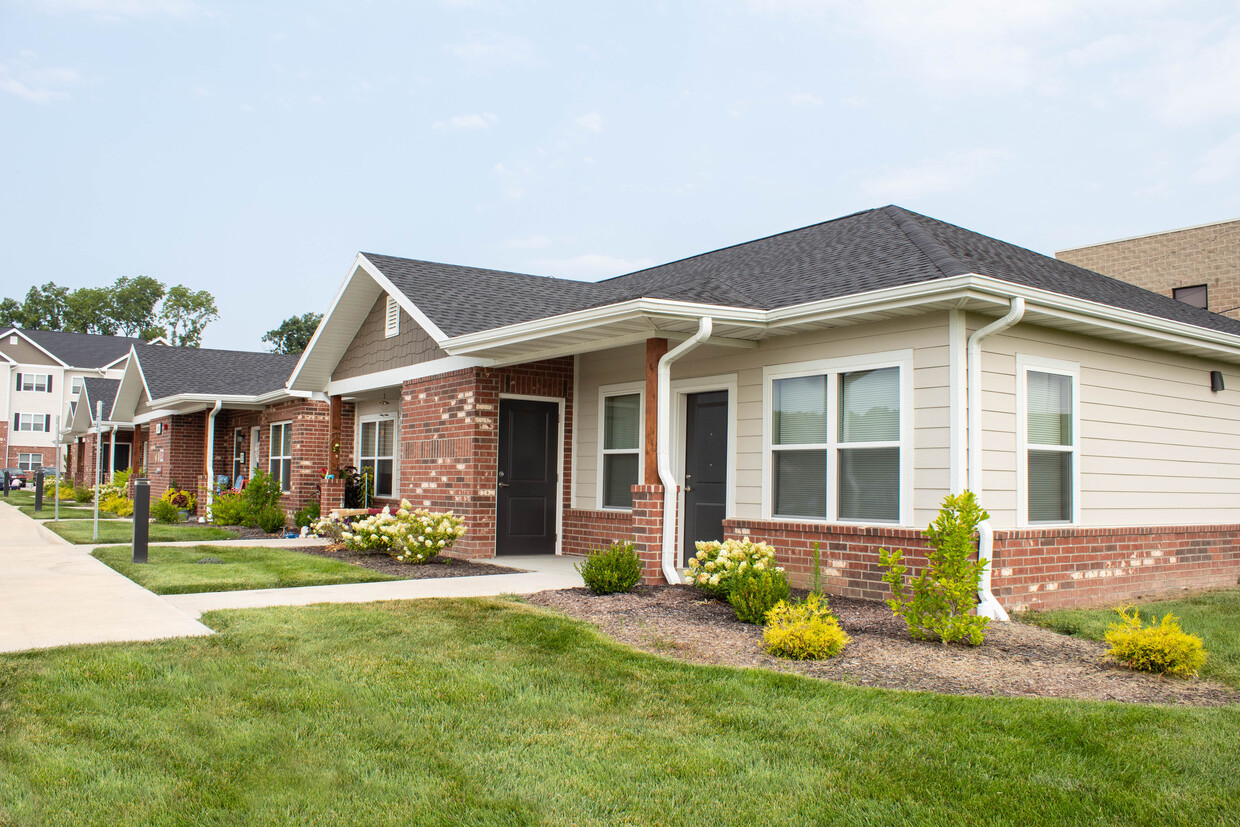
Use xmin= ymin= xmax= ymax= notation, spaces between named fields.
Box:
xmin=882 ymin=206 xmax=969 ymax=278
xmin=598 ymin=207 xmax=884 ymax=285
xmin=362 ymin=252 xmax=605 ymax=290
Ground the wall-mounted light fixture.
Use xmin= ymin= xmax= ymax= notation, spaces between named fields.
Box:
xmin=1211 ymin=370 xmax=1225 ymax=392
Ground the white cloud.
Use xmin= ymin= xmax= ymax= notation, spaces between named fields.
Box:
xmin=1194 ymin=132 xmax=1240 ymax=185
xmin=788 ymin=92 xmax=822 ymax=107
xmin=506 ymin=234 xmax=552 ymax=249
xmin=574 ymin=112 xmax=604 ymax=132
xmin=0 ymin=60 xmax=78 ymax=104
xmin=444 ymin=32 xmax=536 ymax=69
xmin=26 ymin=0 xmax=201 ymax=20
xmin=433 ymin=112 xmax=498 ymax=131
xmin=860 ymin=149 xmax=1007 ymax=202
xmin=532 ymin=253 xmax=655 ymax=280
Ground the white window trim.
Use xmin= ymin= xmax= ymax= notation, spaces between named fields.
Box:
xmin=761 ymin=349 xmax=914 ymax=526
xmin=596 ymin=381 xmax=645 ymax=512
xmin=356 ymin=413 xmax=399 ymax=499
xmin=384 ymin=295 xmax=400 ymax=339
xmin=269 ymin=420 xmax=293 ymax=493
xmin=1015 ymin=354 xmax=1081 ymax=527
xmin=17 ymin=453 xmax=43 ymax=472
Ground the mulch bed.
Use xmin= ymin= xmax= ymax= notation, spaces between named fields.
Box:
xmin=298 ymin=543 xmax=520 ymax=579
xmin=525 ymin=585 xmax=1237 ymax=706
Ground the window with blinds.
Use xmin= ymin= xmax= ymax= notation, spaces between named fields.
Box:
xmin=360 ymin=418 xmax=396 ymax=499
xmin=771 ymin=365 xmax=901 ymax=522
xmin=384 ymin=296 xmax=400 ymax=338
xmin=1026 ymin=370 xmax=1074 ymax=522
xmin=601 ymin=393 xmax=641 ymax=508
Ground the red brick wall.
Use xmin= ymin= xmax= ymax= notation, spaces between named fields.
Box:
xmin=0 ymin=422 xmax=7 ymax=470
xmin=563 ymin=508 xmax=634 ymax=557
xmin=147 ymin=413 xmax=205 ymax=500
xmin=396 ymin=358 xmax=574 ymax=559
xmin=631 ymin=484 xmax=667 ymax=584
xmin=725 ymin=518 xmax=1240 ymax=611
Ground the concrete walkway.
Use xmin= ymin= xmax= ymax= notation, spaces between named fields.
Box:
xmin=0 ymin=501 xmax=584 ymax=651
xmin=162 ymin=554 xmax=584 ymax=618
xmin=0 ymin=501 xmax=213 ymax=653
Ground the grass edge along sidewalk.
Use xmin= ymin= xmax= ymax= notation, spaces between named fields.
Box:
xmin=44 ymin=520 xmax=238 ymax=545
xmin=0 ymin=598 xmax=1237 ymax=826
xmin=90 ymin=544 xmax=397 ymax=595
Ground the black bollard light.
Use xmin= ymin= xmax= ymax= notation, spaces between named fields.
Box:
xmin=2 ymin=470 xmax=8 ymax=498
xmin=34 ymin=469 xmax=44 ymax=512
xmin=132 ymin=478 xmax=150 ymax=564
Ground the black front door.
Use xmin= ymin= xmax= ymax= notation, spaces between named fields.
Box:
xmin=496 ymin=399 xmax=559 ymax=555
xmin=683 ymin=390 xmax=728 ymax=564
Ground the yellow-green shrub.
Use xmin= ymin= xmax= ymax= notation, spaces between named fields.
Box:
xmin=1105 ymin=606 xmax=1206 ymax=678
xmin=56 ymin=485 xmax=75 ymax=501
xmin=763 ymin=594 xmax=851 ymax=660
xmin=101 ymin=495 xmax=134 ymax=517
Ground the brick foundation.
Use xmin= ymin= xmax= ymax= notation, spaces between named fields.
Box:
xmin=725 ymin=518 xmax=1240 ymax=611
xmin=563 ymin=508 xmax=635 ymax=557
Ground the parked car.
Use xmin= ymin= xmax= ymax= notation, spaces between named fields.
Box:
xmin=2 ymin=468 xmax=28 ymax=489
xmin=40 ymin=467 xmax=61 ymax=479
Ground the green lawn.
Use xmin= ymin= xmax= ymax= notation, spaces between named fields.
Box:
xmin=91 ymin=544 xmax=397 ymax=595
xmin=1021 ymin=589 xmax=1240 ymax=688
xmin=43 ymin=520 xmax=238 ymax=545
xmin=1 ymin=600 xmax=1237 ymax=826
xmin=17 ymin=504 xmax=99 ymax=520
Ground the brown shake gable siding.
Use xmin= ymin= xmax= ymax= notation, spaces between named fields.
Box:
xmin=332 ymin=294 xmax=447 ymax=381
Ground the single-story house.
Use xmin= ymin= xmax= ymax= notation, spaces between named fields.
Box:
xmin=282 ymin=205 xmax=1240 ymax=612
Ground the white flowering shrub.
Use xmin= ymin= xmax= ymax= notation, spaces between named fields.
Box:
xmin=313 ymin=500 xmax=467 ymax=564
xmin=685 ymin=537 xmax=784 ymax=600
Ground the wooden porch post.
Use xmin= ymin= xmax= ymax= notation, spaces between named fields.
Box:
xmin=644 ymin=338 xmax=669 ymax=484
xmin=329 ymin=395 xmax=343 ymax=474
xmin=131 ymin=424 xmax=143 ymax=475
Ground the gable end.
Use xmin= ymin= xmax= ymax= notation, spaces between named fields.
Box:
xmin=332 ymin=293 xmax=447 ymax=382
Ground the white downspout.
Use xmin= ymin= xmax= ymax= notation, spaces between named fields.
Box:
xmin=966 ymin=297 xmax=1024 ymax=622
xmin=204 ymin=400 xmax=223 ymax=518
xmin=658 ymin=317 xmax=714 ymax=584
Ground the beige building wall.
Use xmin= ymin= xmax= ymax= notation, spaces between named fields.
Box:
xmin=1056 ymin=218 xmax=1240 ymax=320
xmin=981 ymin=319 xmax=1240 ymax=528
xmin=574 ymin=314 xmax=952 ymax=529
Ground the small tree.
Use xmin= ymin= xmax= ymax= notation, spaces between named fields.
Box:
xmin=879 ymin=491 xmax=991 ymax=645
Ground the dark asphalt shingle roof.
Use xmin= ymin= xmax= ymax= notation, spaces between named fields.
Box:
xmin=17 ymin=330 xmax=149 ymax=367
xmin=365 ymin=205 xmax=1240 ymax=340
xmin=82 ymin=378 xmax=120 ymax=421
xmin=134 ymin=344 xmax=301 ymax=401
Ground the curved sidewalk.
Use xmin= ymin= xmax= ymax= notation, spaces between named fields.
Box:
xmin=0 ymin=502 xmax=213 ymax=653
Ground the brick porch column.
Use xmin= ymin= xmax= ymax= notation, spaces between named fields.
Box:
xmin=631 ymin=484 xmax=668 ymax=584
xmin=320 ymin=478 xmax=346 ymax=516
xmin=196 ymin=475 xmax=209 ymax=519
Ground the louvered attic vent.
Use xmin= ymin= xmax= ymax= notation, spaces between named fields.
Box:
xmin=384 ymin=295 xmax=400 ymax=338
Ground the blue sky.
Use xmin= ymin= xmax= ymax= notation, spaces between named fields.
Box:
xmin=2 ymin=0 xmax=1239 ymax=350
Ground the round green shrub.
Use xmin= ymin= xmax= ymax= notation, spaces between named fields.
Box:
xmin=74 ymin=487 xmax=94 ymax=504
xmin=1105 ymin=606 xmax=1207 ymax=678
xmin=576 ymin=541 xmax=642 ymax=595
xmin=256 ymin=504 xmax=287 ymax=534
xmin=728 ymin=567 xmax=791 ymax=624
xmin=763 ymin=594 xmax=851 ymax=660
xmin=150 ymin=498 xmax=181 ymax=524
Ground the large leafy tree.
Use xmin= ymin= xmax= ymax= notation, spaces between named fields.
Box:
xmin=110 ymin=275 xmax=166 ymax=337
xmin=64 ymin=287 xmax=119 ymax=335
xmin=17 ymin=282 xmax=71 ymax=329
xmin=262 ymin=312 xmax=323 ymax=354
xmin=159 ymin=285 xmax=219 ymax=347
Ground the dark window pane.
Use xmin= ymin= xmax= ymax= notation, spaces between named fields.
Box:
xmin=1173 ymin=284 xmax=1208 ymax=309
xmin=603 ymin=453 xmax=638 ymax=508
xmin=838 ymin=447 xmax=899 ymax=521
xmin=604 ymin=395 xmax=640 ymax=451
xmin=376 ymin=459 xmax=394 ymax=498
xmin=1029 ymin=450 xmax=1071 ymax=522
xmin=839 ymin=368 xmax=899 ymax=443
xmin=773 ymin=449 xmax=827 ymax=519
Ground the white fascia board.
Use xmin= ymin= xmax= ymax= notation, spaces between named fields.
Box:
xmin=148 ymin=393 xmax=268 ymax=409
xmin=1 ymin=329 xmax=69 ymax=367
xmin=326 ymin=356 xmax=491 ymax=397
xmin=100 ymin=352 xmax=130 ymax=371
xmin=287 ymin=254 xmax=369 ymax=391
xmin=133 ymin=408 xmax=182 ymax=425
xmin=356 ymin=253 xmax=450 ymax=344
xmin=444 ymin=298 xmax=766 ymax=355
xmin=131 ymin=347 xmax=154 ymax=401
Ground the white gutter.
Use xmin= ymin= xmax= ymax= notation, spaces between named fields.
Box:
xmin=657 ymin=316 xmax=713 ymax=584
xmin=204 ymin=399 xmax=222 ymax=516
xmin=966 ymin=297 xmax=1024 ymax=622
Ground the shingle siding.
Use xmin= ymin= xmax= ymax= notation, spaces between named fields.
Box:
xmin=332 ymin=294 xmax=446 ymax=381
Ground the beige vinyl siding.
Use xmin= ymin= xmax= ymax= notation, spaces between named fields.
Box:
xmin=574 ymin=314 xmax=951 ymax=527
xmin=981 ymin=318 xmax=1240 ymax=527
xmin=0 ymin=337 xmax=59 ymax=366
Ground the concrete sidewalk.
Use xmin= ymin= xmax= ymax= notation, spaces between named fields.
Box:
xmin=0 ymin=502 xmax=213 ymax=653
xmin=162 ymin=554 xmax=585 ymax=618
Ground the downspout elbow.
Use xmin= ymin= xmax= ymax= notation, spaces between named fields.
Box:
xmin=657 ymin=317 xmax=714 ymax=584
